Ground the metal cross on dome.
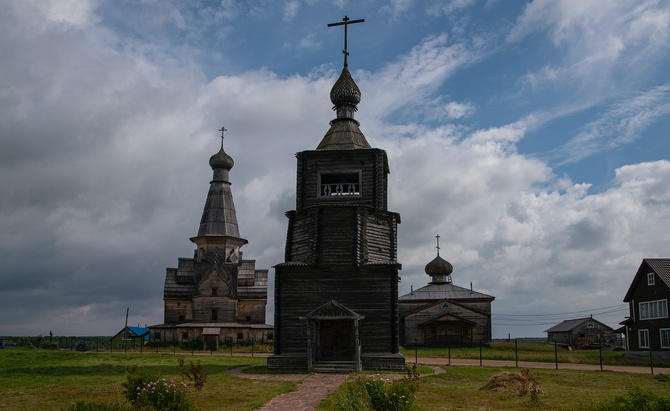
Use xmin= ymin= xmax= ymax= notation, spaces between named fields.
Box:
xmin=328 ymin=15 xmax=364 ymax=67
xmin=436 ymin=234 xmax=441 ymax=256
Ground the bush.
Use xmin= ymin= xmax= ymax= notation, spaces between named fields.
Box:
xmin=333 ymin=364 xmax=419 ymax=411
xmin=133 ymin=377 xmax=195 ymax=411
xmin=588 ymin=387 xmax=670 ymax=411
xmin=122 ymin=366 xmax=161 ymax=405
xmin=122 ymin=364 xmax=197 ymax=411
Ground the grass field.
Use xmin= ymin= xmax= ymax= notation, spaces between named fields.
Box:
xmin=400 ymin=341 xmax=670 ymax=367
xmin=0 ymin=348 xmax=294 ymax=411
xmin=1 ymin=345 xmax=669 ymax=410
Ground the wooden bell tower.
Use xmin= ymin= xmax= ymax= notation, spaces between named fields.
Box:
xmin=268 ymin=16 xmax=404 ymax=371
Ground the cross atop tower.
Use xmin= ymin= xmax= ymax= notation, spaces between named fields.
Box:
xmin=327 ymin=15 xmax=364 ymax=67
xmin=218 ymin=125 xmax=228 ymax=149
xmin=435 ymin=234 xmax=441 ymax=256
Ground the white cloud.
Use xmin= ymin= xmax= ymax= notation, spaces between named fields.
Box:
xmin=283 ymin=0 xmax=300 ymax=22
xmin=510 ymin=0 xmax=670 ymax=93
xmin=554 ymin=84 xmax=670 ymax=164
xmin=1 ymin=0 xmax=669 ymax=339
xmin=444 ymin=101 xmax=476 ymax=119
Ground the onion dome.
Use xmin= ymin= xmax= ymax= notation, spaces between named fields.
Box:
xmin=330 ymin=66 xmax=361 ymax=109
xmin=209 ymin=147 xmax=234 ymax=171
xmin=425 ymin=235 xmax=453 ymax=284
xmin=425 ymin=255 xmax=453 ymax=277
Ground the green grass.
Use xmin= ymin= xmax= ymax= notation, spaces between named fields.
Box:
xmin=0 ymin=348 xmax=295 ymax=411
xmin=400 ymin=341 xmax=670 ymax=367
xmin=319 ymin=366 xmax=670 ymax=410
xmin=3 ymin=346 xmax=670 ymax=410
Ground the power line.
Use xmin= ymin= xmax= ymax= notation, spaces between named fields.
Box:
xmin=493 ymin=304 xmax=627 ymax=318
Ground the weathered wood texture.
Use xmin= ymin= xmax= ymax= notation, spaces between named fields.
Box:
xmin=400 ymin=300 xmax=492 ymax=346
xmin=273 ymin=265 xmax=400 ymax=354
xmin=285 ymin=206 xmax=399 ymax=266
xmin=271 ymin=146 xmax=402 ymax=370
xmin=295 ymin=149 xmax=389 ymax=212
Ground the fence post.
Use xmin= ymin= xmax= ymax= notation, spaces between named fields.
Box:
xmin=448 ymin=341 xmax=451 ymax=366
xmin=414 ymin=337 xmax=418 ymax=364
xmin=479 ymin=341 xmax=483 ymax=366
xmin=515 ymin=338 xmax=518 ymax=368
xmin=650 ymin=347 xmax=654 ymax=375
xmin=554 ymin=341 xmax=558 ymax=370
xmin=599 ymin=339 xmax=603 ymax=372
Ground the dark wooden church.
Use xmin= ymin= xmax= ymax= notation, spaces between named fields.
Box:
xmin=268 ymin=18 xmax=404 ymax=372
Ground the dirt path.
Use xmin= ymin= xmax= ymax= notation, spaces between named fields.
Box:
xmin=416 ymin=357 xmax=670 ymax=374
xmin=229 ymin=365 xmax=445 ymax=411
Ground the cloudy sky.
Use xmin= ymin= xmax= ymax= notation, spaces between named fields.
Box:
xmin=2 ymin=0 xmax=670 ymax=339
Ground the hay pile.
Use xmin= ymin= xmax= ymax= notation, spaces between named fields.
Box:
xmin=479 ymin=368 xmax=543 ymax=396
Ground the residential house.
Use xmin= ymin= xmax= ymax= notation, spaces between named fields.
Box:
xmin=621 ymin=258 xmax=670 ymax=352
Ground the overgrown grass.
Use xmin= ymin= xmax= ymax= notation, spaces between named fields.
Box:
xmin=321 ymin=366 xmax=670 ymax=410
xmin=400 ymin=341 xmax=670 ymax=367
xmin=0 ymin=348 xmax=295 ymax=411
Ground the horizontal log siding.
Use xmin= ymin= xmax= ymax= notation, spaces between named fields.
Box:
xmin=274 ymin=265 xmax=399 ymax=355
xmin=364 ymin=212 xmax=395 ymax=263
xmin=317 ymin=207 xmax=356 ymax=265
xmin=286 ymin=209 xmax=318 ymax=263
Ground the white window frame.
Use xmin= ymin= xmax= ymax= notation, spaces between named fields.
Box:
xmin=639 ymin=299 xmax=668 ymax=320
xmin=639 ymin=329 xmax=650 ymax=348
xmin=661 ymin=329 xmax=670 ymax=349
xmin=648 ymin=272 xmax=655 ymax=286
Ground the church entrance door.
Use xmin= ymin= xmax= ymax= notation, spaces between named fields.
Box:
xmin=316 ymin=319 xmax=355 ymax=361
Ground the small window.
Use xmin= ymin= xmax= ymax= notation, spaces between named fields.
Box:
xmin=212 ymin=287 xmax=218 ymax=296
xmin=182 ymin=332 xmax=188 ymax=341
xmin=246 ymin=316 xmax=251 ymax=323
xmin=648 ymin=273 xmax=655 ymax=286
xmin=319 ymin=172 xmax=360 ymax=197
xmin=661 ymin=329 xmax=670 ymax=348
xmin=587 ymin=323 xmax=595 ymax=328
xmin=461 ymin=327 xmax=468 ymax=336
xmin=178 ymin=315 xmax=185 ymax=322
xmin=211 ymin=309 xmax=218 ymax=321
xmin=639 ymin=329 xmax=650 ymax=348
xmin=154 ymin=332 xmax=161 ymax=342
xmin=237 ymin=332 xmax=244 ymax=341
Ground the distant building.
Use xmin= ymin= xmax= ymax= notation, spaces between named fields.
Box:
xmin=620 ymin=258 xmax=670 ymax=352
xmin=111 ymin=326 xmax=149 ymax=348
xmin=149 ymin=132 xmax=272 ymax=350
xmin=545 ymin=317 xmax=615 ymax=347
xmin=399 ymin=238 xmax=494 ymax=347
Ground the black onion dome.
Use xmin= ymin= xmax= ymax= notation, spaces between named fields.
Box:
xmin=425 ymin=255 xmax=453 ymax=276
xmin=209 ymin=147 xmax=234 ymax=170
xmin=330 ymin=66 xmax=361 ymax=108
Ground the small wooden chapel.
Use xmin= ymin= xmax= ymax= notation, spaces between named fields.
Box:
xmin=268 ymin=16 xmax=405 ymax=372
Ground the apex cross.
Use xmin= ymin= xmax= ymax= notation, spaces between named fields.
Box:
xmin=327 ymin=15 xmax=364 ymax=67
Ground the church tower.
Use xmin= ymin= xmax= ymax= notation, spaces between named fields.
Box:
xmin=149 ymin=129 xmax=271 ymax=350
xmin=268 ymin=17 xmax=404 ymax=371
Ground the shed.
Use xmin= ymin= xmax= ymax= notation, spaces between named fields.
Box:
xmin=111 ymin=326 xmax=149 ymax=348
xmin=545 ymin=317 xmax=614 ymax=347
